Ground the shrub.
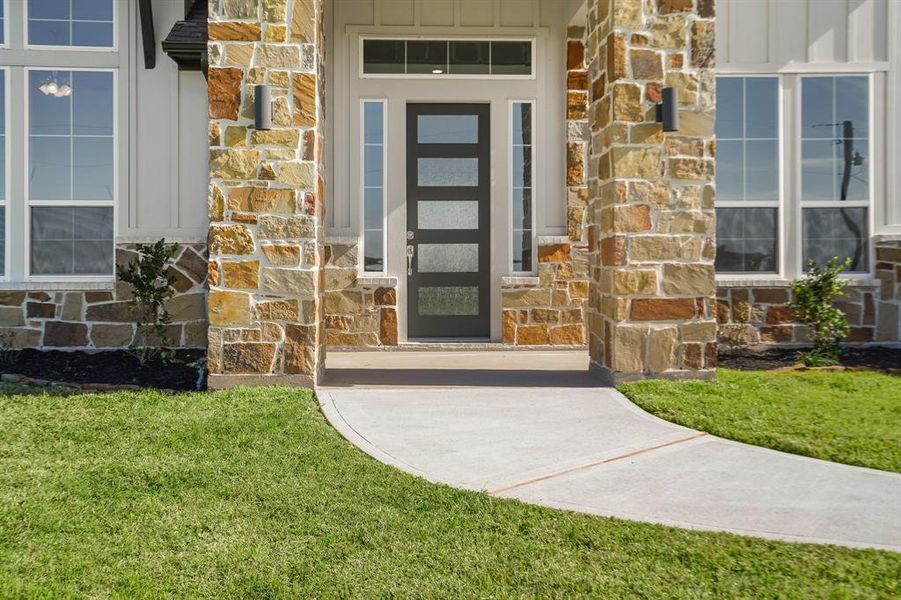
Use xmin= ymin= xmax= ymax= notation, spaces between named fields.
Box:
xmin=789 ymin=257 xmax=851 ymax=366
xmin=116 ymin=240 xmax=178 ymax=365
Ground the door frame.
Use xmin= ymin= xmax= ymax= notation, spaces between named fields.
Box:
xmin=405 ymin=103 xmax=492 ymax=339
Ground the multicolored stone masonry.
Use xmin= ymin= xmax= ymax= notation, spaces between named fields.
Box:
xmin=207 ymin=0 xmax=327 ymax=387
xmin=585 ymin=0 xmax=718 ymax=383
xmin=0 ymin=243 xmax=208 ymax=350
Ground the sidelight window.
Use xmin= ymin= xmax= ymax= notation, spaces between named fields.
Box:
xmin=362 ymin=100 xmax=386 ymax=273
xmin=511 ymin=101 xmax=534 ymax=273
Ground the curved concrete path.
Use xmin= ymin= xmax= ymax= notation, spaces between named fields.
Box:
xmin=318 ymin=351 xmax=901 ymax=551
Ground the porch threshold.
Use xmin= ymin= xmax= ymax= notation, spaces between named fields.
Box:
xmin=327 ymin=342 xmax=588 ymax=352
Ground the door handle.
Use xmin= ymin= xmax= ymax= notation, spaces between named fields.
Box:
xmin=406 ymin=244 xmax=415 ymax=276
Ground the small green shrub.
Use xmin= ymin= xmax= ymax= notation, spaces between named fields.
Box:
xmin=789 ymin=257 xmax=851 ymax=366
xmin=116 ymin=239 xmax=178 ymax=365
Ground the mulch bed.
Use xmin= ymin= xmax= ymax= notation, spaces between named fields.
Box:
xmin=719 ymin=346 xmax=901 ymax=372
xmin=0 ymin=349 xmax=206 ymax=392
xmin=0 ymin=346 xmax=898 ymax=393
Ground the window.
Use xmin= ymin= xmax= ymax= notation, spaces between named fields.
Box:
xmin=800 ymin=76 xmax=870 ymax=272
xmin=0 ymin=1 xmax=5 ymax=45
xmin=0 ymin=1 xmax=119 ymax=282
xmin=28 ymin=69 xmax=114 ymax=276
xmin=362 ymin=100 xmax=385 ymax=273
xmin=26 ymin=0 xmax=115 ymax=48
xmin=714 ymin=76 xmax=779 ymax=274
xmin=511 ymin=101 xmax=534 ymax=273
xmin=362 ymin=39 xmax=533 ymax=78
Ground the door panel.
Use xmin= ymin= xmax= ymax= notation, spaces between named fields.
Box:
xmin=407 ymin=103 xmax=490 ymax=338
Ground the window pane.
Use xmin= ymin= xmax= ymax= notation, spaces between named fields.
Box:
xmin=803 ymin=208 xmax=868 ymax=273
xmin=715 ymin=78 xmax=743 ymax=139
xmin=28 ymin=0 xmax=113 ymax=48
xmin=0 ymin=1 xmax=5 ymax=45
xmin=29 ymin=70 xmax=114 ymax=202
xmin=418 ymin=200 xmax=479 ymax=230
xmin=417 ymin=158 xmax=478 ymax=187
xmin=363 ymin=145 xmax=383 ymax=186
xmin=363 ymin=188 xmax=383 ymax=230
xmin=491 ymin=41 xmax=531 ymax=75
xmin=363 ymin=40 xmax=405 ymax=74
xmin=418 ymin=286 xmax=479 ymax=316
xmin=801 ymin=76 xmax=870 ymax=201
xmin=744 ymin=77 xmax=778 ymax=138
xmin=715 ymin=140 xmax=743 ymax=201
xmin=417 ymin=115 xmax=478 ymax=144
xmin=363 ymin=102 xmax=383 ymax=143
xmin=0 ymin=207 xmax=5 ymax=276
xmin=512 ymin=102 xmax=532 ymax=144
xmin=512 ymin=146 xmax=532 ymax=188
xmin=512 ymin=189 xmax=531 ymax=231
xmin=407 ymin=41 xmax=447 ymax=74
xmin=31 ymin=207 xmax=113 ymax=275
xmin=513 ymin=231 xmax=532 ymax=272
xmin=449 ymin=41 xmax=489 ymax=75
xmin=715 ymin=208 xmax=777 ymax=273
xmin=0 ymin=71 xmax=4 ymax=201
xmin=744 ymin=140 xmax=779 ymax=200
xmin=417 ymin=243 xmax=479 ymax=273
xmin=363 ymin=230 xmax=383 ymax=272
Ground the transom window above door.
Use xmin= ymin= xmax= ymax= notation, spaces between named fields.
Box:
xmin=361 ymin=38 xmax=533 ymax=78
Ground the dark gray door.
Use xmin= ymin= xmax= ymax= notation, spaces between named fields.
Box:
xmin=406 ymin=103 xmax=490 ymax=339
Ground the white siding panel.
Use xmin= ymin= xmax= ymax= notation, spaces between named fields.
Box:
xmin=727 ymin=0 xmax=769 ymax=64
xmin=770 ymin=0 xmax=808 ymax=65
xmin=341 ymin=0 xmax=375 ymax=26
xmin=177 ymin=73 xmax=208 ymax=230
xmin=381 ymin=0 xmax=415 ymax=25
xmin=419 ymin=0 xmax=455 ymax=26
xmin=500 ymin=0 xmax=534 ymax=27
xmin=848 ymin=0 xmax=887 ymax=62
xmin=807 ymin=0 xmax=848 ymax=63
xmin=460 ymin=0 xmax=495 ymax=26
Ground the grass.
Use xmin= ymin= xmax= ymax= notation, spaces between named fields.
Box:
xmin=0 ymin=386 xmax=899 ymax=597
xmin=620 ymin=369 xmax=901 ymax=474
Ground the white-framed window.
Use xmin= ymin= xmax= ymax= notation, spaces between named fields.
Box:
xmin=510 ymin=100 xmax=535 ymax=273
xmin=361 ymin=99 xmax=386 ymax=273
xmin=0 ymin=68 xmax=7 ymax=278
xmin=714 ymin=75 xmax=781 ymax=275
xmin=0 ymin=0 xmax=6 ymax=46
xmin=360 ymin=37 xmax=535 ymax=79
xmin=715 ymin=73 xmax=876 ymax=279
xmin=25 ymin=0 xmax=116 ymax=49
xmin=0 ymin=0 xmax=121 ymax=283
xmin=799 ymin=75 xmax=871 ymax=273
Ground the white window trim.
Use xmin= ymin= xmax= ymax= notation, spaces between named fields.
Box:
xmin=358 ymin=36 xmax=536 ymax=80
xmin=23 ymin=66 xmax=117 ymax=282
xmin=359 ymin=98 xmax=387 ymax=276
xmin=509 ymin=98 xmax=536 ymax=276
xmin=0 ymin=66 xmax=8 ymax=280
xmin=714 ymin=74 xmax=784 ymax=282
xmin=22 ymin=0 xmax=118 ymax=52
xmin=796 ymin=73 xmax=874 ymax=280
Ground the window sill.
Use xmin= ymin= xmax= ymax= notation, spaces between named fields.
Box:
xmin=357 ymin=275 xmax=397 ymax=287
xmin=716 ymin=276 xmax=880 ymax=288
xmin=502 ymin=276 xmax=539 ymax=286
xmin=0 ymin=280 xmax=115 ymax=291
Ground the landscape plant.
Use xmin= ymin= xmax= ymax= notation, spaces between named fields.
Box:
xmin=789 ymin=257 xmax=851 ymax=366
xmin=116 ymin=239 xmax=178 ymax=365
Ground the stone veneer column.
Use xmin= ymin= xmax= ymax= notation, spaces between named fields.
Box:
xmin=585 ymin=0 xmax=717 ymax=383
xmin=206 ymin=0 xmax=326 ymax=387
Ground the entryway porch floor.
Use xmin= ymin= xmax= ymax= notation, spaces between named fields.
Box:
xmin=317 ymin=351 xmax=901 ymax=551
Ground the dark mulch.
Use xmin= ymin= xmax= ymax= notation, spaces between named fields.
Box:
xmin=719 ymin=346 xmax=901 ymax=372
xmin=0 ymin=349 xmax=206 ymax=391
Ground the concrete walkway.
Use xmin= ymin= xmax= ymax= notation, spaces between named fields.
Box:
xmin=318 ymin=351 xmax=901 ymax=551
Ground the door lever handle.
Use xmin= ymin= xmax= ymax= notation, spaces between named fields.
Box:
xmin=406 ymin=245 xmax=415 ymax=276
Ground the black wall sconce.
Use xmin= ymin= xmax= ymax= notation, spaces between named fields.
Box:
xmin=655 ymin=87 xmax=679 ymax=132
xmin=254 ymin=84 xmax=272 ymax=130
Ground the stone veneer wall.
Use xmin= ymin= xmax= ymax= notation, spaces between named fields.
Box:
xmin=0 ymin=243 xmax=208 ymax=350
xmin=206 ymin=0 xmax=327 ymax=386
xmin=323 ymin=240 xmax=398 ymax=347
xmin=716 ymin=239 xmax=901 ymax=347
xmin=585 ymin=0 xmax=718 ymax=382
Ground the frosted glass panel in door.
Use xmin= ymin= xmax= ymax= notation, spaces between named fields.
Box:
xmin=418 ymin=243 xmax=479 ymax=272
xmin=417 ymin=115 xmax=478 ymax=143
xmin=418 ymin=158 xmax=478 ymax=187
xmin=418 ymin=286 xmax=479 ymax=316
xmin=417 ymin=201 xmax=478 ymax=229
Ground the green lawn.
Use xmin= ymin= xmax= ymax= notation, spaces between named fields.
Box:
xmin=1 ymin=386 xmax=899 ymax=597
xmin=620 ymin=369 xmax=901 ymax=474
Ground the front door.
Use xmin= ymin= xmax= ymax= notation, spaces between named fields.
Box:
xmin=406 ymin=103 xmax=490 ymax=339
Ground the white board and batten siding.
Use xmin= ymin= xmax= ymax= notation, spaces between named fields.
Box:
xmin=125 ymin=0 xmax=208 ymax=242
xmin=717 ymin=0 xmax=901 ymax=231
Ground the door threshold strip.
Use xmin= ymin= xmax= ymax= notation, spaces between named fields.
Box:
xmin=485 ymin=432 xmax=708 ymax=496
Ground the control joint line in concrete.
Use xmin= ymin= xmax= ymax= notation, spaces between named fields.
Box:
xmin=486 ymin=432 xmax=708 ymax=497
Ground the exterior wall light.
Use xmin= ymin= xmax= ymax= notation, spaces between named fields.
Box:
xmin=655 ymin=87 xmax=679 ymax=132
xmin=254 ymin=84 xmax=272 ymax=130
